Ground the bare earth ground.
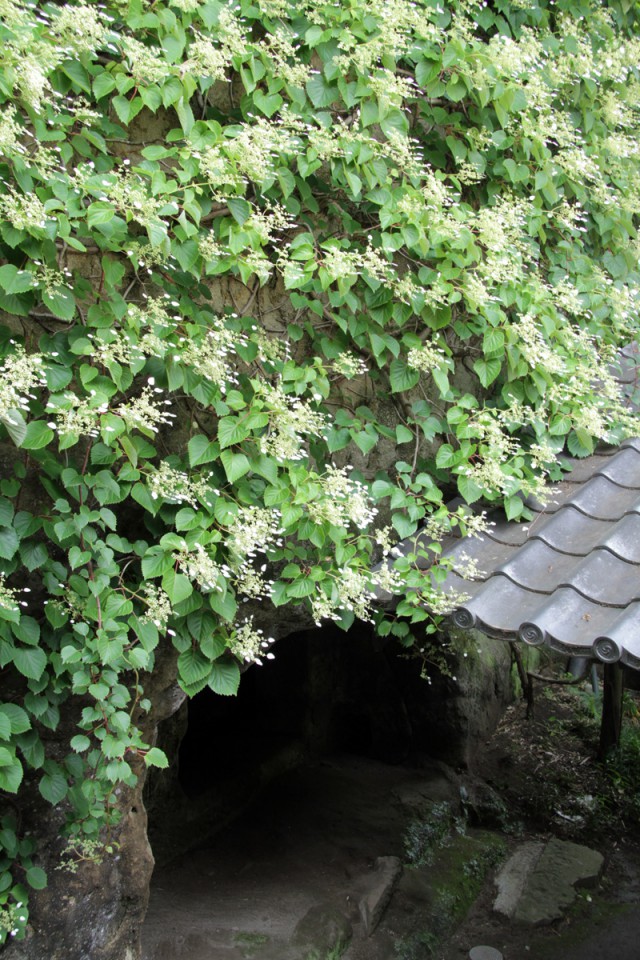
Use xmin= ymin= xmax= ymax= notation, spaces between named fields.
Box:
xmin=142 ymin=686 xmax=640 ymax=960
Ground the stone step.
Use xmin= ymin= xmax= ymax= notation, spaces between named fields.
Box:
xmin=493 ymin=838 xmax=604 ymax=925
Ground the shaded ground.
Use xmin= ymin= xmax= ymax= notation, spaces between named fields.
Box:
xmin=142 ymin=684 xmax=640 ymax=960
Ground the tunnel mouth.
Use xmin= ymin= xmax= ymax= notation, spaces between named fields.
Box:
xmin=144 ymin=619 xmax=445 ymax=860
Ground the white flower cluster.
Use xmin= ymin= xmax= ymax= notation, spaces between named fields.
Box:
xmin=122 ymin=37 xmax=168 ymax=84
xmin=228 ymin=506 xmax=284 ymax=559
xmin=47 ymin=393 xmax=108 ymax=439
xmin=51 ymin=3 xmax=106 ymax=55
xmin=183 ymin=34 xmax=228 ymax=81
xmin=148 ymin=462 xmax=218 ymax=508
xmin=0 ymin=897 xmax=26 ymax=940
xmin=178 ymin=320 xmax=245 ymax=393
xmin=0 ymin=574 xmax=19 ymax=615
xmin=0 ymin=345 xmax=46 ymax=420
xmin=368 ymin=68 xmax=417 ymax=109
xmin=105 ymin=172 xmax=167 ymax=227
xmin=175 ymin=543 xmax=230 ymax=593
xmin=227 ymin=617 xmax=275 ymax=665
xmin=198 ymin=233 xmax=225 ymax=263
xmin=0 ymin=108 xmax=24 ymax=157
xmin=512 ymin=314 xmax=566 ymax=376
xmin=312 ymin=566 xmax=378 ymax=626
xmin=233 ymin=564 xmax=274 ymax=600
xmin=307 ymin=466 xmax=378 ymax=530
xmin=256 ymin=381 xmax=326 ymax=462
xmin=260 ymin=30 xmax=309 ymax=87
xmin=407 ymin=343 xmax=450 ymax=375
xmin=0 ymin=189 xmax=48 ymax=231
xmin=331 ymin=352 xmax=368 ymax=379
xmin=115 ymin=383 xmax=176 ymax=435
xmin=140 ymin=583 xmax=172 ymax=631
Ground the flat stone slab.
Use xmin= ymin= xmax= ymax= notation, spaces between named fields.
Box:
xmin=291 ymin=901 xmax=352 ymax=956
xmin=358 ymin=856 xmax=402 ymax=936
xmin=494 ymin=838 xmax=604 ymax=926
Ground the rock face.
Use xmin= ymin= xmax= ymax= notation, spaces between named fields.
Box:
xmin=358 ymin=856 xmax=403 ymax=936
xmin=291 ymin=903 xmax=353 ymax=957
xmin=389 ymin=628 xmax=521 ymax=766
xmin=493 ymin=838 xmax=604 ymax=925
xmin=6 ymin=616 xmax=521 ymax=959
xmin=5 ymin=643 xmax=183 ymax=960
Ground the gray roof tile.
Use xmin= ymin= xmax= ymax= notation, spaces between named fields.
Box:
xmin=382 ymin=344 xmax=640 ymax=667
xmin=435 ymin=415 xmax=640 ymax=666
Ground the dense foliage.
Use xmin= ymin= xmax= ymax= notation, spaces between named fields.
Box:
xmin=0 ymin=0 xmax=638 ymax=940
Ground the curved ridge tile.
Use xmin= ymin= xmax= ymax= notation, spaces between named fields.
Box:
xmin=528 ymin=506 xmax=612 ymax=556
xmin=517 ymin=587 xmax=613 ymax=650
xmin=495 ymin=540 xmax=576 ymax=594
xmin=567 ymin=475 xmax=640 ymax=520
xmin=559 ymin=453 xmax=618 ymax=484
xmin=591 ymin=602 xmax=640 ymax=665
xmin=594 ymin=445 xmax=640 ymax=488
xmin=451 ymin=576 xmax=549 ymax=635
xmin=445 ymin=535 xmax=516 ymax=581
xmin=554 ymin=549 xmax=640 ymax=606
xmin=599 ymin=513 xmax=640 ymax=564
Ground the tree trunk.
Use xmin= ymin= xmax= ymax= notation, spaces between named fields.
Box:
xmin=598 ymin=662 xmax=625 ymax=760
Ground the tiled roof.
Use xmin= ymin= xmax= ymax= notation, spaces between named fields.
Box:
xmin=439 ymin=436 xmax=640 ymax=667
xmin=406 ymin=344 xmax=640 ymax=666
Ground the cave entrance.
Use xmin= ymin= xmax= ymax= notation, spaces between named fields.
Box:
xmin=146 ymin=621 xmax=430 ymax=846
xmin=142 ymin=622 xmax=453 ymax=960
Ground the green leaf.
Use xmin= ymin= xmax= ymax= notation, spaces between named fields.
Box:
xmin=161 ymin=570 xmax=193 ymax=605
xmin=396 ymin=424 xmax=414 ymax=444
xmin=20 ymin=540 xmax=48 ymax=571
xmin=178 ymin=647 xmax=211 ymax=686
xmin=1 ymin=410 xmax=27 ymax=446
xmin=144 ymin=747 xmax=168 ymax=769
xmin=227 ymin=197 xmax=251 ymax=225
xmin=457 ymin=473 xmax=483 ymax=504
xmin=0 ymin=528 xmax=18 ymax=560
xmin=208 ymin=588 xmax=237 ymax=622
xmin=218 ymin=416 xmax=250 ymax=449
xmin=70 ymin=735 xmax=91 ymax=753
xmin=0 ymin=714 xmax=10 ymax=740
xmin=188 ymin=434 xmax=219 ymax=466
xmin=0 ymin=498 xmax=13 ymax=527
xmin=0 ymin=264 xmax=34 ymax=294
xmin=14 ymin=647 xmax=47 ymax=681
xmin=20 ymin=421 xmax=54 ymax=450
xmin=473 ymin=357 xmax=501 ymax=388
xmin=220 ymin=450 xmax=251 ymax=482
xmin=41 ymin=288 xmax=75 ymax=321
xmin=26 ymin=866 xmax=47 ymax=890
xmin=392 ymin=513 xmax=417 ymax=538
xmin=389 ymin=359 xmax=420 ymax=394
xmin=39 ymin=769 xmax=67 ymax=805
xmin=208 ymin=657 xmax=240 ymax=696
xmin=287 ymin=578 xmax=315 ymax=599
xmin=87 ymin=201 xmax=115 ymax=227
xmin=12 ymin=616 xmax=39 ymax=645
xmin=306 ymin=73 xmax=335 ymax=107
xmin=353 ymin=429 xmax=377 ymax=456
xmin=141 ymin=548 xmax=173 ymax=579
xmin=0 ymin=759 xmax=22 ymax=792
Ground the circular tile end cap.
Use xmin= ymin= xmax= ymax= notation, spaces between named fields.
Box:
xmin=469 ymin=947 xmax=504 ymax=960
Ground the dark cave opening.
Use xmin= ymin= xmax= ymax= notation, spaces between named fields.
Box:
xmin=175 ymin=620 xmax=415 ymax=798
xmin=144 ymin=619 xmax=453 ymax=861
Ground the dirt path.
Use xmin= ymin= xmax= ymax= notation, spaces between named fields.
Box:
xmin=142 ymin=689 xmax=640 ymax=960
xmin=142 ymin=755 xmax=459 ymax=960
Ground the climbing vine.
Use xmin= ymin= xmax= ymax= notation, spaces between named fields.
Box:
xmin=0 ymin=0 xmax=638 ymax=940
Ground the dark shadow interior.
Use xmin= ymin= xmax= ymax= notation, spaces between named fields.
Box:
xmin=144 ymin=621 xmax=456 ymax=859
xmin=176 ymin=621 xmax=415 ymax=797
